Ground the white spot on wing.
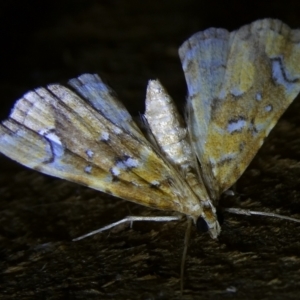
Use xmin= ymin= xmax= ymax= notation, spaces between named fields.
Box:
xmin=231 ymin=87 xmax=244 ymax=97
xmin=116 ymin=160 xmax=127 ymax=170
xmin=265 ymin=105 xmax=272 ymax=112
xmin=110 ymin=160 xmax=127 ymax=177
xmin=84 ymin=165 xmax=92 ymax=173
xmin=255 ymin=92 xmax=262 ymax=101
xmin=124 ymin=157 xmax=139 ymax=168
xmin=111 ymin=166 xmax=121 ymax=176
xmin=110 ymin=157 xmax=138 ymax=177
xmin=227 ymin=119 xmax=246 ymax=133
xmin=100 ymin=132 xmax=109 ymax=141
xmin=86 ymin=149 xmax=94 ymax=158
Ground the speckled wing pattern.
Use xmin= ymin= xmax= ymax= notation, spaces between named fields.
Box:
xmin=179 ymin=19 xmax=300 ymax=201
xmin=0 ymin=74 xmax=203 ymax=217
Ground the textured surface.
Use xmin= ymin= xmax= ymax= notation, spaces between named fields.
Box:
xmin=1 ymin=1 xmax=300 ymax=299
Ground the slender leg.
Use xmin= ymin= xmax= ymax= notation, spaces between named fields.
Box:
xmin=73 ymin=215 xmax=183 ymax=241
xmin=180 ymin=217 xmax=192 ymax=294
xmin=224 ymin=208 xmax=300 ymax=223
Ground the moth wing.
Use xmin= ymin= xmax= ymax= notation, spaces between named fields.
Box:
xmin=179 ymin=19 xmax=300 ymax=200
xmin=0 ymin=74 xmax=201 ymax=216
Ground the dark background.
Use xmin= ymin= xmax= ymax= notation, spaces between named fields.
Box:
xmin=1 ymin=1 xmax=300 ymax=299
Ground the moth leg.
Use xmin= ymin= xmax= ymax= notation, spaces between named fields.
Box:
xmin=73 ymin=215 xmax=182 ymax=241
xmin=180 ymin=217 xmax=192 ymax=294
xmin=225 ymin=208 xmax=300 ymax=223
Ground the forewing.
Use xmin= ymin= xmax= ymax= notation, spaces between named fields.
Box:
xmin=179 ymin=19 xmax=300 ymax=199
xmin=0 ymin=74 xmax=201 ymax=216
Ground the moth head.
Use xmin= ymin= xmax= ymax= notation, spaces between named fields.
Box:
xmin=196 ymin=205 xmax=222 ymax=239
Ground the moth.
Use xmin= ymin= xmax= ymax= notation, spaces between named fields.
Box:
xmin=1 ymin=19 xmax=300 ymax=244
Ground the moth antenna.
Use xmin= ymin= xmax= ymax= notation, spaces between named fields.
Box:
xmin=72 ymin=215 xmax=182 ymax=241
xmin=224 ymin=208 xmax=300 ymax=223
